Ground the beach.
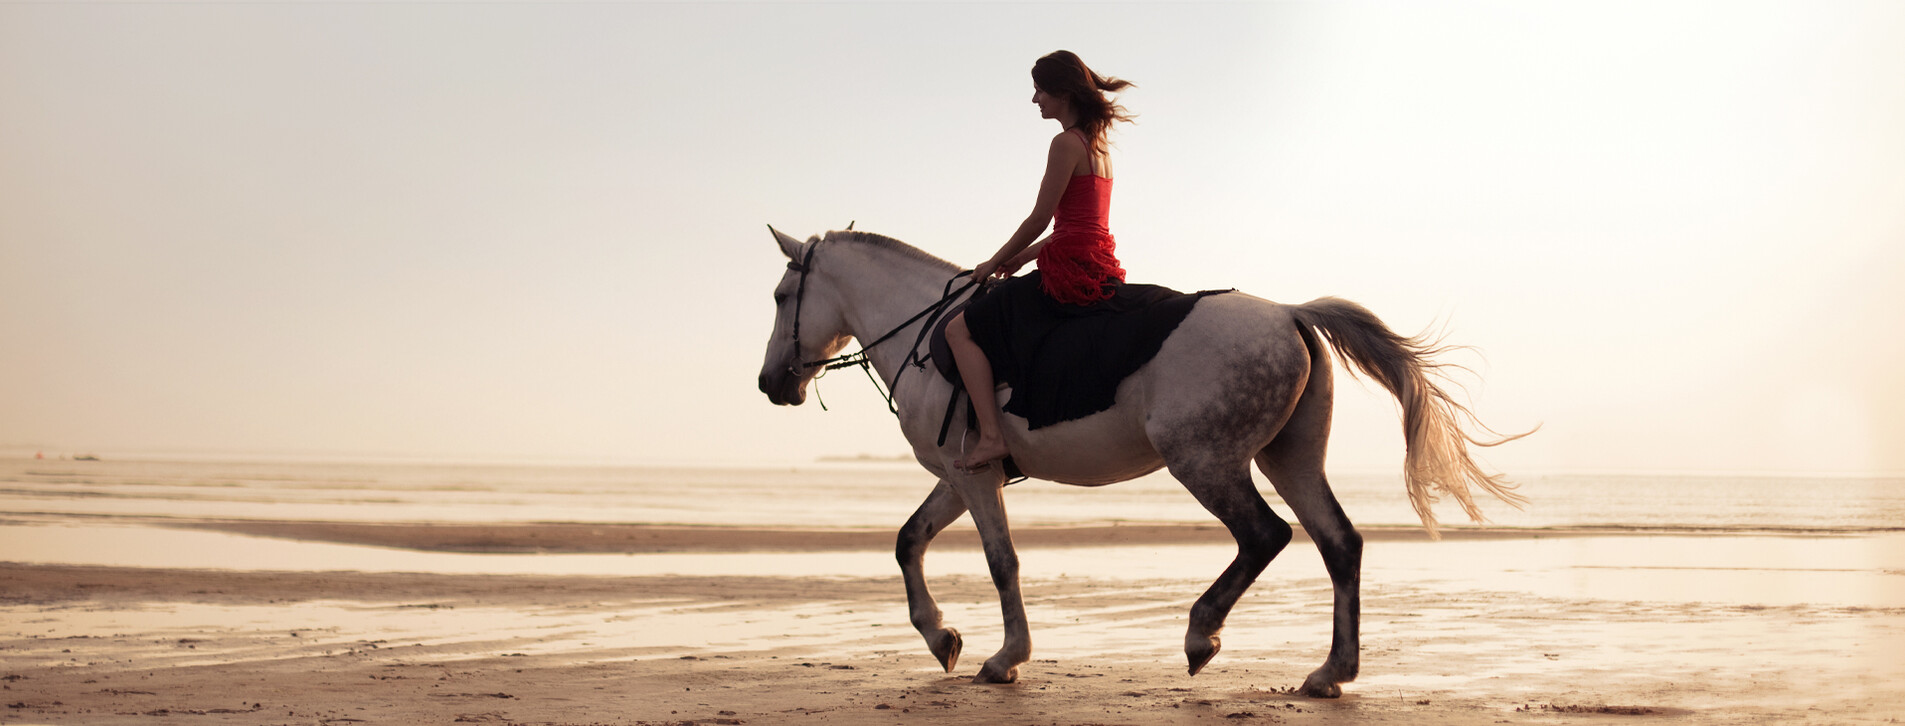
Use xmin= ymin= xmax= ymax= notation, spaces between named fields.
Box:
xmin=4 ymin=519 xmax=1903 ymax=725
xmin=3 ymin=459 xmax=1904 ymax=724
xmin=8 ymin=1 xmax=1904 ymax=722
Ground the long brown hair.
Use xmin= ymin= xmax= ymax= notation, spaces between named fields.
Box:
xmin=1031 ymin=50 xmax=1135 ymax=156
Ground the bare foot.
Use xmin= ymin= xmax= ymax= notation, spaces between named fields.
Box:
xmin=954 ymin=436 xmax=1011 ymax=473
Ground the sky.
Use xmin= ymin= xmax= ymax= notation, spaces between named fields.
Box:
xmin=2 ymin=1 xmax=1901 ymax=474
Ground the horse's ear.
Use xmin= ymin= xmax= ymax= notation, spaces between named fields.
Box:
xmin=768 ymin=224 xmax=804 ymax=260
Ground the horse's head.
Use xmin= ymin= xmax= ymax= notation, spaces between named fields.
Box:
xmin=759 ymin=226 xmax=854 ymax=406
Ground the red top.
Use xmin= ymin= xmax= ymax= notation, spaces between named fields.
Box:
xmin=1036 ymin=167 xmax=1125 ymax=305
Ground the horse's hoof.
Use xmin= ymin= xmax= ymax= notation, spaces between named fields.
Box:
xmin=1186 ymin=635 xmax=1221 ymax=676
xmin=930 ymin=628 xmax=963 ymax=673
xmin=1299 ymin=675 xmax=1343 ymax=699
xmin=972 ymin=662 xmax=1018 ymax=684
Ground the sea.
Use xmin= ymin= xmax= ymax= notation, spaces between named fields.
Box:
xmin=3 ymin=454 xmax=1900 ymax=534
xmin=4 ymin=454 xmax=1903 ymax=609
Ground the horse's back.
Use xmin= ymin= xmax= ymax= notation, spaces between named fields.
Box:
xmin=1138 ymin=293 xmax=1315 ymax=458
xmin=1156 ymin=292 xmax=1301 ymax=361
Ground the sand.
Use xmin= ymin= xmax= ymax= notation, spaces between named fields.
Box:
xmin=3 ymin=521 xmax=1903 ymax=725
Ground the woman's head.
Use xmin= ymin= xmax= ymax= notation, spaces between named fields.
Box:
xmin=1031 ymin=50 xmax=1134 ymax=153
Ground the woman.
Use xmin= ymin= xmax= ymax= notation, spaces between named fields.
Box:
xmin=946 ymin=50 xmax=1136 ymax=472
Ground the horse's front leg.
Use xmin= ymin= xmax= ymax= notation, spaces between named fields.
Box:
xmin=950 ymin=471 xmax=1029 ymax=683
xmin=896 ymin=479 xmax=970 ymax=672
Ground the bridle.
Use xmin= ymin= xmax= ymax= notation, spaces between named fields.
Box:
xmin=781 ymin=235 xmax=977 ymax=414
xmin=782 ymin=240 xmax=823 ymax=379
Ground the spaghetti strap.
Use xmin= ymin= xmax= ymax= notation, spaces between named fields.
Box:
xmin=1070 ymin=128 xmax=1100 ymax=177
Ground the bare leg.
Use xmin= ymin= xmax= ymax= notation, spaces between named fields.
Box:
xmin=896 ymin=480 xmax=971 ymax=672
xmin=945 ymin=312 xmax=1010 ymax=471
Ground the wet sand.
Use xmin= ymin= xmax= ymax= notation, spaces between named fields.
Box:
xmin=3 ymin=520 xmax=1904 ymax=725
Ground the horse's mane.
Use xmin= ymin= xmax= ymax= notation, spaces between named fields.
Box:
xmin=824 ymin=229 xmax=958 ymax=271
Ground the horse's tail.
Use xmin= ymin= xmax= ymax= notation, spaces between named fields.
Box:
xmin=1290 ymin=297 xmax=1536 ymax=538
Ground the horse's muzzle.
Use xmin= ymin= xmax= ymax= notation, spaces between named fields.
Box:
xmin=759 ymin=367 xmax=807 ymax=406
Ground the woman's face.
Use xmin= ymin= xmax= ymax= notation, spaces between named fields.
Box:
xmin=1032 ymin=86 xmax=1066 ymax=120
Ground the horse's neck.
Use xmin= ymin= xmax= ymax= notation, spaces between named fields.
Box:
xmin=827 ymin=243 xmax=959 ymax=385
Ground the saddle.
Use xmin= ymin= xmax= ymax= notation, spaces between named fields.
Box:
xmin=918 ymin=276 xmax=1224 ymax=477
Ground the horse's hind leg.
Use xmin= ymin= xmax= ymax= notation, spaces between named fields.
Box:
xmin=1169 ymin=456 xmax=1295 ymax=676
xmin=1256 ymin=431 xmax=1362 ymax=697
xmin=896 ymin=479 xmax=969 ymax=672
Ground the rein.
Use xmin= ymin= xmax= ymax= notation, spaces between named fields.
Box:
xmin=785 ymin=241 xmax=978 ymax=414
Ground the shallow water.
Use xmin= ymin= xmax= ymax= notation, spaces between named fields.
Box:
xmin=5 ymin=456 xmax=1902 ymax=532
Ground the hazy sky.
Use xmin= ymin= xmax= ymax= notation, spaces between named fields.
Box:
xmin=3 ymin=1 xmax=1901 ymax=474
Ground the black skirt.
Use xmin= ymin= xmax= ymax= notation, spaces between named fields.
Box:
xmin=961 ymin=270 xmax=1228 ymax=430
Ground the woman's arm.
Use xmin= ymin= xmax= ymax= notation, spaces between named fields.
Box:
xmin=999 ymin=235 xmax=1050 ymax=276
xmin=975 ymin=134 xmax=1086 ymax=281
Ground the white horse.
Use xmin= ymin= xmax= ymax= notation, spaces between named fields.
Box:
xmin=758 ymin=228 xmax=1528 ymax=697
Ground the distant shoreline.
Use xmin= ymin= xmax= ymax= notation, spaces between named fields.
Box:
xmin=7 ymin=449 xmax=1901 ymax=479
xmin=815 ymin=453 xmax=914 ymax=463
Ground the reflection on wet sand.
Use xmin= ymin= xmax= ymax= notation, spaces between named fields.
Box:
xmin=4 ymin=521 xmax=1902 ymax=607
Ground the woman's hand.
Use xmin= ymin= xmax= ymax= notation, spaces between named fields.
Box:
xmin=973 ymin=258 xmax=1002 ymax=283
xmin=976 ymin=239 xmax=1039 ymax=282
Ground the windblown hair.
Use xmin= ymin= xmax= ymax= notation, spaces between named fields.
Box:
xmin=1032 ymin=50 xmax=1135 ymax=156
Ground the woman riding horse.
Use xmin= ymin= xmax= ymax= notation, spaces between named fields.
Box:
xmin=947 ymin=50 xmax=1135 ymax=472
